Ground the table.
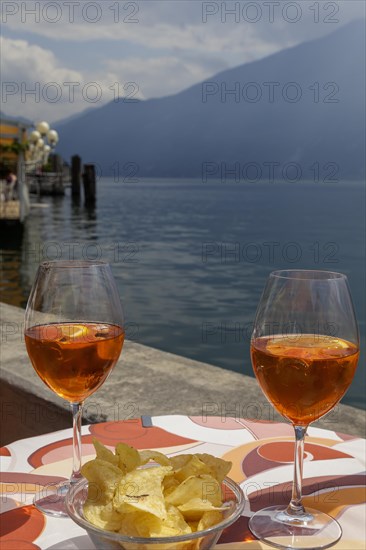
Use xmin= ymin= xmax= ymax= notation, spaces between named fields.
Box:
xmin=1 ymin=415 xmax=365 ymax=549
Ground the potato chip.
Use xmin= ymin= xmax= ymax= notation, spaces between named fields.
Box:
xmin=177 ymin=498 xmax=223 ymax=521
xmin=81 ymin=458 xmax=123 ymax=504
xmin=168 ymin=454 xmax=192 ymax=470
xmin=92 ymin=438 xmax=119 ymax=467
xmin=173 ymin=455 xmax=210 ymax=483
xmin=190 ymin=510 xmax=223 ymax=550
xmin=157 ymin=505 xmax=192 ymax=537
xmin=197 ymin=510 xmax=223 ymax=531
xmin=187 ymin=520 xmax=199 ymax=533
xmin=195 ymin=454 xmax=232 ymax=483
xmin=81 ymin=439 xmax=233 ymax=542
xmin=163 ymin=475 xmax=180 ymax=497
xmin=120 ymin=509 xmax=193 ymax=550
xmin=115 ymin=442 xmax=141 ymax=472
xmin=140 ymin=449 xmax=171 ymax=467
xmin=113 ymin=466 xmax=172 ymax=519
xmin=165 ymin=475 xmax=221 ymax=507
xmin=84 ymin=501 xmax=122 ymax=531
xmin=119 ymin=510 xmax=161 ymax=537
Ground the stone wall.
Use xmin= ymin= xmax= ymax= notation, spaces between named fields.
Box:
xmin=1 ymin=302 xmax=364 ymax=445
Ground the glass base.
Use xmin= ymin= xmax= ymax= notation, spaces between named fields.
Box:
xmin=33 ymin=480 xmax=72 ymax=517
xmin=249 ymin=505 xmax=342 ymax=550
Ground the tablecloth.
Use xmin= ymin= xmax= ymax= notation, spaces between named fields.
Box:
xmin=1 ymin=415 xmax=365 ymax=549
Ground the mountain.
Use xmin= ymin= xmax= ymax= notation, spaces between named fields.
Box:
xmin=55 ymin=20 xmax=365 ymax=180
xmin=52 ymin=106 xmax=96 ymax=127
xmin=1 ymin=112 xmax=33 ymax=126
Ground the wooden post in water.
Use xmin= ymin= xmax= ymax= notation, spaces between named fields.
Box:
xmin=51 ymin=154 xmax=64 ymax=195
xmin=83 ymin=164 xmax=96 ymax=207
xmin=71 ymin=155 xmax=81 ymax=198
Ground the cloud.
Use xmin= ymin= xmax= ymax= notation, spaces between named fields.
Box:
xmin=1 ymin=0 xmax=364 ymax=52
xmin=106 ymin=55 xmax=229 ymax=99
xmin=0 ymin=36 xmax=119 ymax=122
xmin=1 ymin=36 xmax=81 ymax=83
xmin=0 ymin=19 xmax=283 ymax=122
xmin=1 ymin=1 xmax=364 ymax=122
xmin=0 ymin=36 xmax=225 ymax=122
xmin=2 ymin=11 xmax=282 ymax=57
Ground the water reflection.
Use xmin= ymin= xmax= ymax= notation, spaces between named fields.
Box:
xmin=0 ymin=193 xmax=98 ymax=307
xmin=0 ymin=180 xmax=364 ymax=409
xmin=0 ymin=248 xmax=26 ymax=308
xmin=71 ymin=202 xmax=97 ymax=225
xmin=0 ymin=212 xmax=40 ymax=308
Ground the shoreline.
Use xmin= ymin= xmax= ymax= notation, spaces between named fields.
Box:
xmin=1 ymin=179 xmax=365 ymax=410
xmin=1 ymin=301 xmax=365 ymax=445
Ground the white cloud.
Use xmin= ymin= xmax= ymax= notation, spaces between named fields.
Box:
xmin=1 ymin=0 xmax=364 ymax=51
xmin=1 ymin=1 xmax=364 ymax=122
xmin=1 ymin=36 xmax=225 ymax=122
xmin=1 ymin=36 xmax=118 ymax=122
xmin=1 ymin=36 xmax=81 ymax=83
xmin=106 ymin=56 xmax=227 ymax=99
xmin=2 ymin=14 xmax=282 ymax=57
xmin=0 ymin=17 xmax=284 ymax=122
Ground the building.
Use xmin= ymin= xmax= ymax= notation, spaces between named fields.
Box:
xmin=0 ymin=117 xmax=31 ymax=177
xmin=0 ymin=117 xmax=32 ymax=224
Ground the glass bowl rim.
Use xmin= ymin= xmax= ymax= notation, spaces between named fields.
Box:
xmin=65 ymin=476 xmax=245 ymax=544
xmin=270 ymin=269 xmax=347 ymax=281
xmin=38 ymin=260 xmax=109 ymax=269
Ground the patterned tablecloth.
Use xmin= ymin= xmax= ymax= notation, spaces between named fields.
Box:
xmin=0 ymin=415 xmax=365 ymax=549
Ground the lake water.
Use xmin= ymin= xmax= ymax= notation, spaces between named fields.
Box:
xmin=1 ymin=178 xmax=365 ymax=409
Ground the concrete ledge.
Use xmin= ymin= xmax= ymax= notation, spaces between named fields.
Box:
xmin=1 ymin=302 xmax=365 ymax=445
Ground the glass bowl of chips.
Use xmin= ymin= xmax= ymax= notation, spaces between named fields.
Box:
xmin=66 ymin=476 xmax=245 ymax=550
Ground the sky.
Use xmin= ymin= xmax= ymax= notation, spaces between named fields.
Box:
xmin=1 ymin=0 xmax=365 ymax=123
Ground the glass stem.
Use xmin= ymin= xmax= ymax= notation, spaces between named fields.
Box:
xmin=287 ymin=425 xmax=307 ymax=516
xmin=70 ymin=402 xmax=83 ymax=484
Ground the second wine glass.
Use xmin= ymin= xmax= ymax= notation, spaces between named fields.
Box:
xmin=249 ymin=270 xmax=359 ymax=550
xmin=24 ymin=260 xmax=125 ymax=517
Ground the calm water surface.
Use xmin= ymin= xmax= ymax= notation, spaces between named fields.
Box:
xmin=1 ymin=178 xmax=364 ymax=409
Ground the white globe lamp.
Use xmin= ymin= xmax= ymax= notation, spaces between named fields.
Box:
xmin=47 ymin=129 xmax=59 ymax=147
xmin=36 ymin=121 xmax=50 ymax=136
xmin=30 ymin=130 xmax=41 ymax=143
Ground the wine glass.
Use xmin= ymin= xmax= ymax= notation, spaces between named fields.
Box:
xmin=249 ymin=270 xmax=359 ymax=550
xmin=24 ymin=260 xmax=124 ymax=517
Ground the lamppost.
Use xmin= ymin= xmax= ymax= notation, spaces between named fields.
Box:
xmin=27 ymin=121 xmax=59 ymax=169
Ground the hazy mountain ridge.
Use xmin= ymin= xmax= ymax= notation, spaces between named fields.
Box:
xmin=55 ymin=20 xmax=365 ymax=179
xmin=1 ymin=111 xmax=33 ymax=126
